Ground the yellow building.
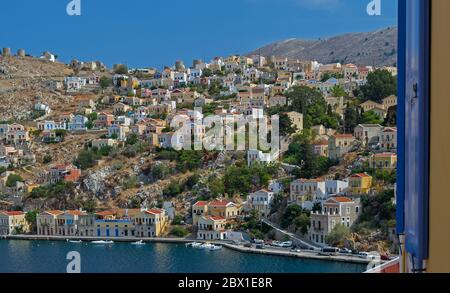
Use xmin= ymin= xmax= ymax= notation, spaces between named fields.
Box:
xmin=348 ymin=173 xmax=373 ymax=194
xmin=207 ymin=200 xmax=240 ymax=219
xmin=192 ymin=200 xmax=241 ymax=226
xmin=192 ymin=201 xmax=209 ymax=225
xmin=0 ymin=211 xmax=29 ymax=235
xmin=370 ymin=153 xmax=397 ymax=170
xmin=37 ymin=210 xmax=64 ymax=236
xmin=196 ymin=216 xmax=227 ymax=240
xmin=134 ymin=209 xmax=169 ymax=237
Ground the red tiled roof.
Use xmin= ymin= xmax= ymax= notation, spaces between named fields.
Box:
xmin=145 ymin=209 xmax=163 ymax=215
xmin=209 ymin=200 xmax=231 ymax=207
xmin=0 ymin=211 xmax=24 ymax=216
xmin=193 ymin=201 xmax=208 ymax=207
xmin=330 ymin=197 xmax=354 ymax=203
xmin=373 ymin=153 xmax=397 ymax=157
xmin=95 ymin=210 xmax=115 ymax=217
xmin=314 ymin=140 xmax=328 ymax=146
xmin=351 ymin=173 xmax=371 ymax=178
xmin=65 ymin=210 xmax=86 ymax=216
xmin=45 ymin=210 xmax=64 ymax=216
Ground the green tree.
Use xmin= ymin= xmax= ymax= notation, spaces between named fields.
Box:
xmin=294 ymin=213 xmax=310 ymax=235
xmin=359 ymin=69 xmax=397 ymax=103
xmin=163 ymin=181 xmax=183 ymax=197
xmin=6 ymin=174 xmax=23 ymax=187
xmin=325 ymin=224 xmax=351 ymax=246
xmin=201 ymin=68 xmax=213 ymax=77
xmin=281 ymin=205 xmax=304 ymax=229
xmin=185 ymin=173 xmax=200 ymax=189
xmin=279 ymin=113 xmax=296 ymax=136
xmin=169 ymin=226 xmax=189 ymax=237
xmin=344 ymin=103 xmax=360 ymax=133
xmin=43 ymin=155 xmax=53 ymax=164
xmin=223 ymin=163 xmax=271 ymax=196
xmin=114 ymin=64 xmax=128 ymax=75
xmin=208 ymin=177 xmax=225 ymax=197
xmin=360 ymin=110 xmax=384 ymax=125
xmin=284 ymin=131 xmax=335 ymax=178
xmin=99 ymin=76 xmax=112 ymax=89
xmin=73 ymin=150 xmax=101 ymax=170
xmin=286 ymin=86 xmax=340 ymax=129
xmin=150 ymin=164 xmax=170 ymax=181
xmin=385 ymin=105 xmax=397 ymax=127
xmin=25 ymin=210 xmax=39 ymax=234
xmin=126 ymin=133 xmax=139 ymax=145
xmin=172 ymin=215 xmax=185 ymax=225
xmin=177 ymin=151 xmax=203 ymax=172
xmin=331 ymin=85 xmax=347 ymax=97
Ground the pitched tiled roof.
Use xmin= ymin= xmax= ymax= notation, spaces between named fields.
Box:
xmin=193 ymin=201 xmax=208 ymax=207
xmin=209 ymin=200 xmax=231 ymax=207
xmin=145 ymin=209 xmax=163 ymax=215
xmin=44 ymin=210 xmax=64 ymax=216
xmin=0 ymin=211 xmax=24 ymax=216
xmin=351 ymin=173 xmax=371 ymax=178
xmin=330 ymin=197 xmax=354 ymax=203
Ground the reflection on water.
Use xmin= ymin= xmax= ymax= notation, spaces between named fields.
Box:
xmin=0 ymin=240 xmax=366 ymax=273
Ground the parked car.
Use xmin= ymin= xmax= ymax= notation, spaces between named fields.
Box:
xmin=358 ymin=252 xmax=377 ymax=260
xmin=319 ymin=247 xmax=340 ymax=256
xmin=255 ymin=244 xmax=265 ymax=249
xmin=340 ymin=248 xmax=352 ymax=254
xmin=254 ymin=239 xmax=264 ymax=244
xmin=243 ymin=242 xmax=252 ymax=248
xmin=281 ymin=241 xmax=293 ymax=248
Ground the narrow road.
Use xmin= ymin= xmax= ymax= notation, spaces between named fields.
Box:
xmin=261 ymin=218 xmax=320 ymax=250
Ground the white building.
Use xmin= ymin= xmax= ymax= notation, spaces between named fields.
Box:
xmin=247 ymin=149 xmax=279 ymax=166
xmin=247 ymin=189 xmax=274 ymax=217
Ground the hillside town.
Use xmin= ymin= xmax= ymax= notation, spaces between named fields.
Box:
xmin=0 ymin=47 xmax=398 ymax=256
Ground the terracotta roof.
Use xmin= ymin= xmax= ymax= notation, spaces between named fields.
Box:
xmin=351 ymin=173 xmax=371 ymax=178
xmin=296 ymin=178 xmax=324 ymax=183
xmin=193 ymin=201 xmax=208 ymax=207
xmin=44 ymin=210 xmax=64 ymax=216
xmin=209 ymin=200 xmax=231 ymax=207
xmin=329 ymin=197 xmax=354 ymax=203
xmin=145 ymin=209 xmax=163 ymax=215
xmin=314 ymin=140 xmax=328 ymax=146
xmin=0 ymin=211 xmax=24 ymax=216
xmin=373 ymin=153 xmax=397 ymax=157
xmin=65 ymin=210 xmax=86 ymax=216
xmin=95 ymin=210 xmax=115 ymax=217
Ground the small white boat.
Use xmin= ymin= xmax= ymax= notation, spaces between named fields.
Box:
xmin=208 ymin=245 xmax=222 ymax=251
xmin=198 ymin=243 xmax=222 ymax=251
xmin=131 ymin=240 xmax=145 ymax=246
xmin=186 ymin=242 xmax=203 ymax=248
xmin=69 ymin=240 xmax=83 ymax=243
xmin=91 ymin=240 xmax=114 ymax=244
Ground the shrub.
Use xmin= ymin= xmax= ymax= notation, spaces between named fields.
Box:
xmin=169 ymin=226 xmax=189 ymax=238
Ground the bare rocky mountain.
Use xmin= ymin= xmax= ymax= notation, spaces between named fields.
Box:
xmin=248 ymin=27 xmax=397 ymax=67
xmin=0 ymin=56 xmax=75 ymax=121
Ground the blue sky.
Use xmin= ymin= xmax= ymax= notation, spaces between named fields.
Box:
xmin=0 ymin=0 xmax=397 ymax=68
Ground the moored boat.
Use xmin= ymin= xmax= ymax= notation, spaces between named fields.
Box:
xmin=91 ymin=240 xmax=114 ymax=244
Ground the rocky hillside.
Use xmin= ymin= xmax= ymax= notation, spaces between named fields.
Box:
xmin=248 ymin=26 xmax=398 ymax=66
xmin=0 ymin=56 xmax=74 ymax=121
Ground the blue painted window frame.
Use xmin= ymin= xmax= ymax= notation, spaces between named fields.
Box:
xmin=397 ymin=0 xmax=430 ymax=267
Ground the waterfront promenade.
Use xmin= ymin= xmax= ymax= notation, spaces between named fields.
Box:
xmin=1 ymin=234 xmax=373 ymax=265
